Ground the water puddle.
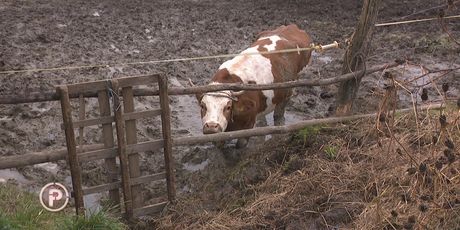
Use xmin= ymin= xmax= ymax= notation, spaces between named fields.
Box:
xmin=0 ymin=169 xmax=31 ymax=184
xmin=170 ymin=76 xmax=203 ymax=135
xmin=84 ymin=193 xmax=103 ymax=216
xmin=183 ymin=159 xmax=209 ymax=172
xmin=388 ymin=64 xmax=458 ymax=104
xmin=34 ymin=162 xmax=59 ymax=174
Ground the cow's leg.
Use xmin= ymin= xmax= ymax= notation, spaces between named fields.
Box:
xmin=236 ymin=138 xmax=249 ymax=148
xmin=256 ymin=115 xmax=268 ymax=127
xmin=274 ymin=99 xmax=289 ymax=126
xmin=214 ymin=141 xmax=225 ymax=149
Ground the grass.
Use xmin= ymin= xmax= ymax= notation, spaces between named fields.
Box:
xmin=294 ymin=124 xmax=323 ymax=146
xmin=323 ymin=144 xmax=338 ymax=159
xmin=154 ymin=103 xmax=460 ymax=229
xmin=0 ymin=183 xmax=127 ymax=230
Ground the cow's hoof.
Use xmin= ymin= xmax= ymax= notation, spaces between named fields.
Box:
xmin=236 ymin=138 xmax=249 ymax=149
xmin=214 ymin=141 xmax=225 ymax=149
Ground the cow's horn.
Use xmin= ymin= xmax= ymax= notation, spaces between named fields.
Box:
xmin=232 ymin=90 xmax=245 ymax=96
xmin=188 ymin=78 xmax=196 ymax=87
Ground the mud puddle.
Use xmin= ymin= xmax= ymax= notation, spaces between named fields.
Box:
xmin=388 ymin=64 xmax=459 ymax=105
xmin=0 ymin=169 xmax=31 ymax=184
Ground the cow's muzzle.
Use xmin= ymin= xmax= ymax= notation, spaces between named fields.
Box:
xmin=203 ymin=122 xmax=223 ymax=134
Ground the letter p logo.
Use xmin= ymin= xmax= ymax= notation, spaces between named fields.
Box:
xmin=39 ymin=183 xmax=69 ymax=212
xmin=48 ymin=189 xmax=63 ymax=207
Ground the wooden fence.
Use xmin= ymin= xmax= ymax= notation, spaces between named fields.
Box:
xmin=0 ymin=61 xmax=443 ymax=219
xmin=0 ymin=61 xmax=400 ymax=104
xmin=55 ymin=74 xmax=174 ymax=218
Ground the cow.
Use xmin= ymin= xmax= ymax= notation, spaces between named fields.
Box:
xmin=196 ymin=24 xmax=313 ymax=148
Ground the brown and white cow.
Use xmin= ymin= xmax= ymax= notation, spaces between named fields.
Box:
xmin=197 ymin=24 xmax=313 ymax=148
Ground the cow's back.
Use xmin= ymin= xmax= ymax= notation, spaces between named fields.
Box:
xmin=255 ymin=24 xmax=313 ymax=79
xmin=215 ymin=24 xmax=313 ymax=120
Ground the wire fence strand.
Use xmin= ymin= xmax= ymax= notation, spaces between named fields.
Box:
xmin=375 ymin=14 xmax=460 ymax=27
xmin=0 ymin=42 xmax=339 ymax=75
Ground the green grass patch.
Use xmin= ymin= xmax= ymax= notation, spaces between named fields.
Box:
xmin=294 ymin=125 xmax=323 ymax=145
xmin=323 ymin=145 xmax=338 ymax=160
xmin=0 ymin=183 xmax=127 ymax=230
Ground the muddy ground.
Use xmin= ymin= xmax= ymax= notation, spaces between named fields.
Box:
xmin=0 ymin=0 xmax=459 ymax=229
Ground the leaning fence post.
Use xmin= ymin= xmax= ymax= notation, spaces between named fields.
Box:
xmin=158 ymin=75 xmax=176 ymax=202
xmin=111 ymin=79 xmax=134 ymax=219
xmin=122 ymin=86 xmax=143 ymax=209
xmin=336 ymin=0 xmax=382 ymax=116
xmin=56 ymin=86 xmax=85 ymax=216
xmin=97 ymin=90 xmax=121 ymax=210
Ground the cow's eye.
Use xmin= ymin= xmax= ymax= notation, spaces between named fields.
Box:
xmin=200 ymin=103 xmax=206 ymax=110
xmin=225 ymin=106 xmax=232 ymax=111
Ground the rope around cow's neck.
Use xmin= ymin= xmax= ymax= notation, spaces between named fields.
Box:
xmin=204 ymin=91 xmax=239 ymax=101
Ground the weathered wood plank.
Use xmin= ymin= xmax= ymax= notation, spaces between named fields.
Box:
xmin=78 ymin=94 xmax=85 ymax=147
xmin=173 ymin=103 xmax=444 ymax=146
xmin=126 ymin=140 xmax=164 ymax=155
xmin=56 ymin=85 xmax=85 ymax=216
xmin=72 ymin=115 xmax=113 ymax=129
xmin=0 ymin=64 xmax=399 ymax=104
xmin=97 ymin=90 xmax=120 ymax=207
xmin=123 ymin=109 xmax=162 ymax=121
xmin=0 ymin=144 xmax=104 ymax=170
xmin=65 ymin=81 xmax=108 ymax=95
xmin=82 ymin=172 xmax=166 ymax=195
xmin=111 ymin=79 xmax=134 ymax=219
xmin=68 ymin=110 xmax=161 ymax=129
xmin=118 ymin=74 xmax=159 ymax=88
xmin=133 ymin=201 xmax=168 ymax=217
xmin=158 ymin=75 xmax=176 ymax=202
xmin=122 ymin=86 xmax=142 ymax=209
xmin=78 ymin=140 xmax=164 ymax=162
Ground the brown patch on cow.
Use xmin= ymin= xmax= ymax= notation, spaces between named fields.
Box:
xmin=253 ymin=38 xmax=272 ymax=52
xmin=222 ymin=100 xmax=232 ymax=122
xmin=211 ymin=68 xmax=243 ymax=84
xmin=255 ymin=24 xmax=313 ymax=106
xmin=227 ymin=90 xmax=267 ymax=132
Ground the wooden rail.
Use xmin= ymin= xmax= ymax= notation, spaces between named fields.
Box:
xmin=0 ymin=62 xmax=400 ymax=104
xmin=0 ymin=103 xmax=442 ymax=170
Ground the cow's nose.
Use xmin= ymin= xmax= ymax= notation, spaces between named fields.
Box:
xmin=203 ymin=122 xmax=222 ymax=134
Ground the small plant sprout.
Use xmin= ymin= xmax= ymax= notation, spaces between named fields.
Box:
xmin=323 ymin=145 xmax=338 ymax=159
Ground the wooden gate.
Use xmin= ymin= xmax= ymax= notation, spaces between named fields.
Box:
xmin=56 ymin=74 xmax=175 ymax=219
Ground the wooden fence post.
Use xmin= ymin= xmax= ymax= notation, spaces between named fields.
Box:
xmin=97 ymin=90 xmax=121 ymax=210
xmin=56 ymin=86 xmax=85 ymax=215
xmin=111 ymin=79 xmax=134 ymax=219
xmin=122 ymin=87 xmax=142 ymax=209
xmin=158 ymin=75 xmax=176 ymax=202
xmin=336 ymin=0 xmax=382 ymax=116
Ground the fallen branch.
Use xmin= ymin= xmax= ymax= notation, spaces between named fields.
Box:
xmin=0 ymin=62 xmax=401 ymax=104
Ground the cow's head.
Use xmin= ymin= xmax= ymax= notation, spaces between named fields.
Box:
xmin=196 ymin=90 xmax=253 ymax=134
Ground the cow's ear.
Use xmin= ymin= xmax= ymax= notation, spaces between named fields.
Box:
xmin=233 ymin=98 xmax=256 ymax=115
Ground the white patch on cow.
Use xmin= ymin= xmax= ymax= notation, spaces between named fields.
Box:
xmin=219 ymin=46 xmax=276 ymax=116
xmin=201 ymin=83 xmax=232 ymax=131
xmin=259 ymin=35 xmax=284 ymax=51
